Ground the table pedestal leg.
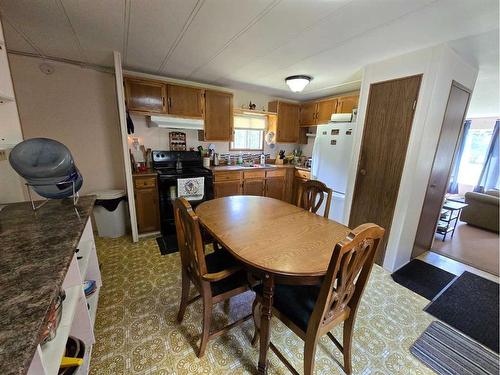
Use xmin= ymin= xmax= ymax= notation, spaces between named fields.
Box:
xmin=258 ymin=274 xmax=274 ymax=375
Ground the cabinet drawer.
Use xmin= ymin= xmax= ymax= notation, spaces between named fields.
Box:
xmin=266 ymin=169 xmax=285 ymax=178
xmin=294 ymin=169 xmax=310 ymax=179
xmin=214 ymin=171 xmax=242 ymax=182
xmin=244 ymin=170 xmax=265 ymax=179
xmin=134 ymin=177 xmax=157 ymax=189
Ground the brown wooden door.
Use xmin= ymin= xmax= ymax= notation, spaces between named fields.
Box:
xmin=135 ymin=188 xmax=160 ymax=233
xmin=265 ymin=177 xmax=285 ymax=200
xmin=316 ymin=99 xmax=338 ymax=124
xmin=349 ymin=75 xmax=421 ymax=264
xmin=300 ymin=102 xmax=317 ymax=126
xmin=166 ymin=84 xmax=204 ymax=118
xmin=276 ymin=102 xmax=300 ymax=143
xmin=125 ymin=78 xmax=166 ymax=113
xmin=412 ymin=82 xmax=471 ymax=257
xmin=214 ymin=180 xmax=241 ymax=198
xmin=204 ymin=90 xmax=233 ymax=141
xmin=336 ymin=95 xmax=359 ymax=114
xmin=243 ymin=179 xmax=265 ymax=196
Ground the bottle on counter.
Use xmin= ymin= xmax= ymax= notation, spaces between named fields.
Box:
xmin=238 ymin=151 xmax=243 ymax=165
xmin=260 ymin=153 xmax=265 ymax=166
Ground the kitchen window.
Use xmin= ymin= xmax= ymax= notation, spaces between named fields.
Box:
xmin=230 ymin=115 xmax=266 ymax=151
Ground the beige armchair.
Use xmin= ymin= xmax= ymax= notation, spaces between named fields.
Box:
xmin=460 ymin=190 xmax=499 ymax=233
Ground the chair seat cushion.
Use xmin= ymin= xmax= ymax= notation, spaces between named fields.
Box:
xmin=205 ymin=251 xmax=247 ymax=296
xmin=254 ymin=283 xmax=321 ymax=332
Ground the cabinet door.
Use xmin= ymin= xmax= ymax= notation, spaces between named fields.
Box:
xmin=292 ymin=177 xmax=308 ymax=206
xmin=204 ymin=90 xmax=233 ymax=141
xmin=316 ymin=99 xmax=338 ymax=124
xmin=125 ymin=78 xmax=166 ymax=113
xmin=336 ymin=95 xmax=359 ymax=114
xmin=214 ymin=180 xmax=241 ymax=198
xmin=167 ymin=84 xmax=204 ymax=118
xmin=299 ymin=102 xmax=317 ymax=126
xmin=243 ymin=179 xmax=265 ymax=196
xmin=265 ymin=177 xmax=285 ymax=200
xmin=276 ymin=102 xmax=300 ymax=143
xmin=135 ymin=188 xmax=160 ymax=233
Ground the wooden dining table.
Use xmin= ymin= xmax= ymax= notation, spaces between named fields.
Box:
xmin=196 ymin=195 xmax=351 ymax=374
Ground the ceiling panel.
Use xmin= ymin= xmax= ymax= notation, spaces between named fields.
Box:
xmin=0 ymin=0 xmax=83 ymax=61
xmin=1 ymin=20 xmax=38 ymax=54
xmin=189 ymin=0 xmax=352 ymax=82
xmin=125 ymin=0 xmax=199 ymax=72
xmin=161 ymin=0 xmax=277 ymax=78
xmin=61 ymin=0 xmax=124 ymax=66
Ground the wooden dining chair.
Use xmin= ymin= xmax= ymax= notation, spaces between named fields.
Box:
xmin=297 ymin=179 xmax=333 ymax=219
xmin=252 ymin=223 xmax=385 ymax=375
xmin=174 ymin=197 xmax=252 ymax=357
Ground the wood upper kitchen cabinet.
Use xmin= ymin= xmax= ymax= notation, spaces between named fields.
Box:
xmin=203 ymin=90 xmax=234 ymax=141
xmin=124 ymin=78 xmax=166 ymax=113
xmin=269 ymin=100 xmax=300 ymax=143
xmin=336 ymin=95 xmax=359 ymax=114
xmin=166 ymin=84 xmax=204 ymax=118
xmin=299 ymin=102 xmax=317 ymax=126
xmin=316 ymin=98 xmax=338 ymax=124
xmin=133 ymin=176 xmax=160 ymax=233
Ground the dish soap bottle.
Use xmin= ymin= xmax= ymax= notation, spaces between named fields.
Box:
xmin=238 ymin=151 xmax=243 ymax=165
xmin=260 ymin=153 xmax=265 ymax=166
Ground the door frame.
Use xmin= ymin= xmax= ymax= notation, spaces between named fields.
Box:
xmin=411 ymin=80 xmax=472 ymax=258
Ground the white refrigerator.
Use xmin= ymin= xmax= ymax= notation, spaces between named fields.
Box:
xmin=311 ymin=121 xmax=356 ymax=224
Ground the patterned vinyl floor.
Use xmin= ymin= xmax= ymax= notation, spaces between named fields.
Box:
xmin=89 ymin=236 xmax=435 ymax=375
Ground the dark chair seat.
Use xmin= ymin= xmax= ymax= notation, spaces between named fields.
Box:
xmin=255 ymin=283 xmax=321 ymax=331
xmin=206 ymin=251 xmax=247 ymax=296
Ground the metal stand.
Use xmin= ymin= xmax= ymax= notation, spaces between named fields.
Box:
xmin=25 ymin=180 xmax=79 ymax=211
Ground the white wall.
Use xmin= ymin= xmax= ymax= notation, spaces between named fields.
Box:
xmin=344 ymin=44 xmax=478 ymax=272
xmin=0 ymin=17 xmax=25 ymax=204
xmin=123 ymin=70 xmax=299 ymax=158
xmin=8 ymin=54 xmax=126 ymax=195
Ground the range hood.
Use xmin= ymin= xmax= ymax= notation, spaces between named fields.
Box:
xmin=148 ymin=115 xmax=204 ymax=130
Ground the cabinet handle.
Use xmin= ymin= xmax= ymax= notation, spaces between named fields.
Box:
xmin=168 ymin=97 xmax=172 ymax=108
xmin=162 ymin=97 xmax=165 ymax=107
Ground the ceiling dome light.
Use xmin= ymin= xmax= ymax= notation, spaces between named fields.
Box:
xmin=285 ymin=75 xmax=312 ymax=92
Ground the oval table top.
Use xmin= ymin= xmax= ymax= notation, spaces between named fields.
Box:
xmin=196 ymin=196 xmax=351 ymax=277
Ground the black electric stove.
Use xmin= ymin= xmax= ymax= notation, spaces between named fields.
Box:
xmin=152 ymin=151 xmax=213 ymax=253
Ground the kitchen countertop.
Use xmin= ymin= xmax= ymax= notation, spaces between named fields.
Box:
xmin=132 ymin=169 xmax=157 ymax=177
xmin=208 ymin=164 xmax=311 ymax=172
xmin=0 ymin=196 xmax=96 ymax=375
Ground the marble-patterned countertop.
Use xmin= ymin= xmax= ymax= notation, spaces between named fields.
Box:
xmin=208 ymin=164 xmax=311 ymax=172
xmin=0 ymin=196 xmax=96 ymax=375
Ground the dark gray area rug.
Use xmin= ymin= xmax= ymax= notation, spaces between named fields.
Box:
xmin=391 ymin=259 xmax=456 ymax=300
xmin=425 ymin=271 xmax=499 ymax=353
xmin=411 ymin=321 xmax=499 ymax=375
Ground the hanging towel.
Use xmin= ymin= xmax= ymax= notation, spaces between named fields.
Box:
xmin=177 ymin=177 xmax=204 ymax=201
xmin=126 ymin=111 xmax=135 ymax=134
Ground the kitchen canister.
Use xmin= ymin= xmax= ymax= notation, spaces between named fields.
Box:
xmin=203 ymin=157 xmax=211 ymax=168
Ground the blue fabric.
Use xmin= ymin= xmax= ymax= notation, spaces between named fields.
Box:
xmin=474 ymin=120 xmax=500 ymax=193
xmin=448 ymin=120 xmax=471 ymax=194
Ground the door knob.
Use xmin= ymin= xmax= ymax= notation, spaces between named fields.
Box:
xmin=359 ymin=169 xmax=367 ymax=176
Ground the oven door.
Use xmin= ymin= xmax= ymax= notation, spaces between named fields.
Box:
xmin=157 ymin=173 xmax=213 ymax=239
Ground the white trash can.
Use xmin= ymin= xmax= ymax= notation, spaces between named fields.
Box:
xmin=92 ymin=190 xmax=127 ymax=238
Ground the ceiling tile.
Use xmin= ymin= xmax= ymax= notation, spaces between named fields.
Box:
xmin=160 ymin=0 xmax=277 ymax=78
xmin=60 ymin=0 xmax=124 ymax=66
xmin=0 ymin=0 xmax=83 ymax=61
xmin=1 ymin=20 xmax=37 ymax=54
xmin=125 ymin=0 xmax=199 ymax=73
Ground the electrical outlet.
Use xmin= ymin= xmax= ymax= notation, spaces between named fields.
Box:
xmin=0 ymin=150 xmax=7 ymax=161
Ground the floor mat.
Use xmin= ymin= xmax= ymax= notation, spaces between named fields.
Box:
xmin=411 ymin=321 xmax=499 ymax=374
xmin=391 ymin=259 xmax=456 ymax=300
xmin=425 ymin=272 xmax=499 ymax=353
xmin=156 ymin=234 xmax=178 ymax=255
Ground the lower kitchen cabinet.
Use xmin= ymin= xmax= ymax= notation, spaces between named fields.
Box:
xmin=265 ymin=177 xmax=285 ymax=200
xmin=133 ymin=175 xmax=160 ymax=233
xmin=292 ymin=169 xmax=311 ymax=205
xmin=214 ymin=180 xmax=242 ymax=198
xmin=243 ymin=178 xmax=265 ymax=196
